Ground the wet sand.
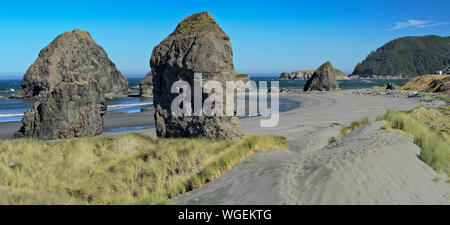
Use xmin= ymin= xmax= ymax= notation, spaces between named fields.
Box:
xmin=0 ymin=109 xmax=155 ymax=139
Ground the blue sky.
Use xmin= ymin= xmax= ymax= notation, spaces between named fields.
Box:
xmin=1 ymin=0 xmax=449 ymax=77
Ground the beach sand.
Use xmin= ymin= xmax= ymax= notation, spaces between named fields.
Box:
xmin=171 ymin=90 xmax=450 ymax=204
xmin=173 ymin=121 xmax=450 ymax=204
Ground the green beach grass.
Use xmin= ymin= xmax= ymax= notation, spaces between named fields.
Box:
xmin=328 ymin=117 xmax=369 ymax=144
xmin=377 ymin=105 xmax=450 ymax=176
xmin=0 ymin=133 xmax=286 ymax=204
xmin=339 ymin=117 xmax=370 ymax=138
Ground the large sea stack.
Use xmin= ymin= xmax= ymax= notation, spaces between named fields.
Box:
xmin=304 ymin=61 xmax=339 ymax=91
xmin=16 ymin=29 xmax=128 ymax=99
xmin=13 ymin=75 xmax=106 ymax=139
xmin=151 ymin=11 xmax=244 ymax=139
xmin=139 ymin=71 xmax=153 ymax=98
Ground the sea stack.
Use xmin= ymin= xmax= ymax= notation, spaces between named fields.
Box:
xmin=150 ymin=11 xmax=244 ymax=139
xmin=139 ymin=71 xmax=153 ymax=98
xmin=12 ymin=29 xmax=118 ymax=139
xmin=16 ymin=29 xmax=128 ymax=100
xmin=303 ymin=61 xmax=339 ymax=91
xmin=13 ymin=76 xmax=106 ymax=139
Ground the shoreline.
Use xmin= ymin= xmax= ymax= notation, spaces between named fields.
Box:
xmin=0 ymin=90 xmax=444 ymax=140
xmin=0 ymin=96 xmax=301 ymax=139
xmin=1 ymin=89 xmax=448 ymax=204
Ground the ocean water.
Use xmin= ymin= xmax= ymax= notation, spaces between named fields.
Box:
xmin=0 ymin=77 xmax=152 ymax=123
xmin=251 ymin=76 xmax=410 ymax=90
xmin=0 ymin=76 xmax=409 ymax=123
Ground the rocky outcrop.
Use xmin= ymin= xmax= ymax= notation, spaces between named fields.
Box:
xmin=279 ymin=70 xmax=314 ymax=80
xmin=279 ymin=72 xmax=292 ymax=80
xmin=13 ymin=75 xmax=106 ymax=140
xmin=444 ymin=66 xmax=450 ymax=75
xmin=151 ymin=11 xmax=244 ymax=139
xmin=16 ymin=29 xmax=128 ymax=100
xmin=139 ymin=71 xmax=153 ymax=98
xmin=386 ymin=82 xmax=396 ymax=90
xmin=279 ymin=69 xmax=348 ymax=80
xmin=304 ymin=62 xmax=339 ymax=91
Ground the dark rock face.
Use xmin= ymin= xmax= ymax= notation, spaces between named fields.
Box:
xmin=17 ymin=29 xmax=128 ymax=100
xmin=14 ymin=76 xmax=106 ymax=140
xmin=386 ymin=82 xmax=397 ymax=90
xmin=444 ymin=66 xmax=450 ymax=75
xmin=151 ymin=11 xmax=244 ymax=139
xmin=279 ymin=72 xmax=291 ymax=80
xmin=304 ymin=62 xmax=339 ymax=91
xmin=139 ymin=71 xmax=153 ymax=97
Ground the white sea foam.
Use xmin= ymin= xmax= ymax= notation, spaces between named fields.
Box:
xmin=0 ymin=113 xmax=24 ymax=118
xmin=107 ymin=102 xmax=153 ymax=111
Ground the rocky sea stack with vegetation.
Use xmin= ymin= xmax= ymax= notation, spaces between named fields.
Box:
xmin=11 ymin=29 xmax=128 ymax=139
xmin=352 ymin=35 xmax=450 ymax=78
xmin=304 ymin=61 xmax=339 ymax=91
xmin=14 ymin=29 xmax=128 ymax=100
xmin=150 ymin=11 xmax=244 ymax=139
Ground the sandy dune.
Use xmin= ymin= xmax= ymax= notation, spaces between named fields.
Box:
xmin=172 ymin=91 xmax=450 ymax=204
xmin=173 ymin=121 xmax=450 ymax=205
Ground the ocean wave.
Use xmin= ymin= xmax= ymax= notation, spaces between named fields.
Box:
xmin=0 ymin=113 xmax=24 ymax=118
xmin=107 ymin=102 xmax=153 ymax=111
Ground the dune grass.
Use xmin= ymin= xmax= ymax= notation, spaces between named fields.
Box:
xmin=418 ymin=92 xmax=450 ymax=103
xmin=377 ymin=105 xmax=450 ymax=176
xmin=0 ymin=133 xmax=286 ymax=204
xmin=338 ymin=117 xmax=370 ymax=139
xmin=400 ymin=75 xmax=450 ymax=93
xmin=327 ymin=136 xmax=337 ymax=144
xmin=328 ymin=117 xmax=369 ymax=144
